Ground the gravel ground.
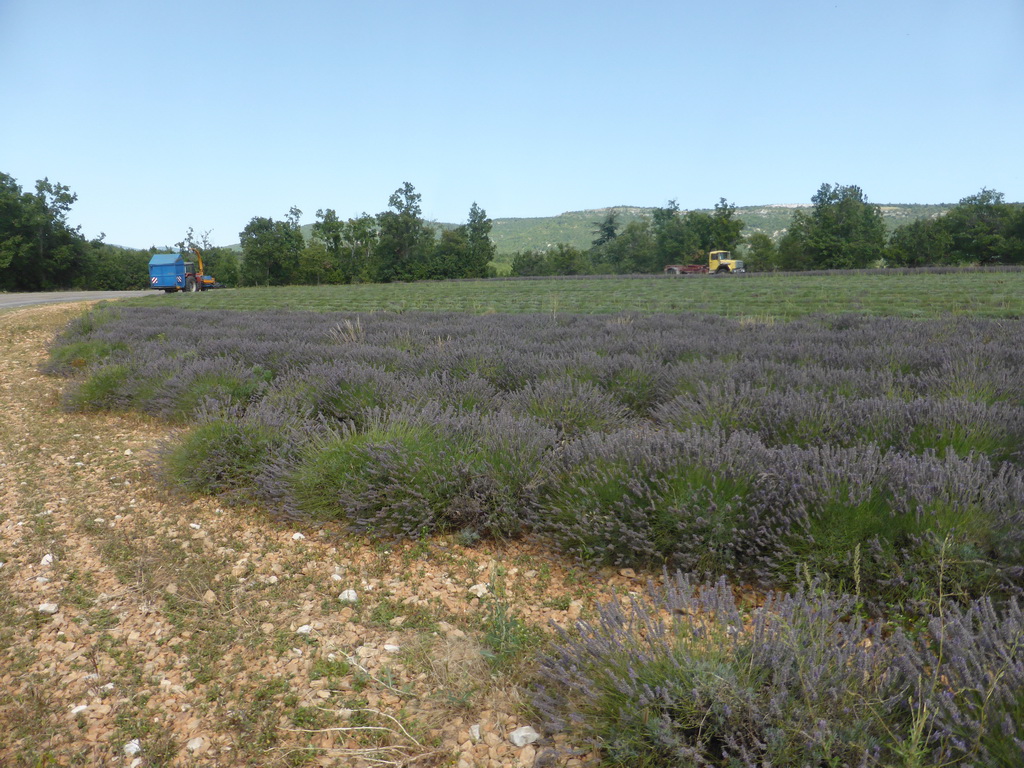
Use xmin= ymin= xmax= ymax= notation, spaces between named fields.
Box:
xmin=0 ymin=303 xmax=623 ymax=767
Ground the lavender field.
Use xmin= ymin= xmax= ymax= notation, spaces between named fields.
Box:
xmin=48 ymin=304 xmax=1024 ymax=766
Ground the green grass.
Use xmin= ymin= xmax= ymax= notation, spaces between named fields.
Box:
xmin=121 ymin=270 xmax=1024 ymax=319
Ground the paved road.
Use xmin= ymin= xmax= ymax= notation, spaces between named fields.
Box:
xmin=0 ymin=290 xmax=155 ymax=311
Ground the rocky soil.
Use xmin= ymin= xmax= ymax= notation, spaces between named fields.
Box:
xmin=0 ymin=303 xmax=631 ymax=767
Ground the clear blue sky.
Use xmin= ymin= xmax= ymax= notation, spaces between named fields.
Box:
xmin=2 ymin=0 xmax=1022 ymax=249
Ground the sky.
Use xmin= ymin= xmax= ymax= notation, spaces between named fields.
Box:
xmin=2 ymin=0 xmax=1022 ymax=249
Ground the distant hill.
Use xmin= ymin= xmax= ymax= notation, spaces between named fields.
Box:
xmin=487 ymin=203 xmax=952 ymax=255
xmin=244 ymin=203 xmax=953 ymax=257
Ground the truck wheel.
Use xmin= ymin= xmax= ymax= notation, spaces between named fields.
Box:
xmin=185 ymin=276 xmax=198 ymax=292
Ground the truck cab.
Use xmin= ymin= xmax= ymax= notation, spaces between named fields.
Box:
xmin=708 ymin=250 xmax=745 ymax=273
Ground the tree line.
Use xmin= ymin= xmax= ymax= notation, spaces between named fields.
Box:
xmin=238 ymin=182 xmax=495 ymax=286
xmin=510 ymin=184 xmax=1024 ymax=276
xmin=3 ymin=171 xmax=1023 ymax=293
xmin=0 ymin=172 xmax=242 ymax=292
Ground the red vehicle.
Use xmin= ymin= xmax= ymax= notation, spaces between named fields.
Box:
xmin=663 ymin=264 xmax=709 ymax=274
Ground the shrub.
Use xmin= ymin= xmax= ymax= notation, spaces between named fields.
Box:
xmin=160 ymin=405 xmax=308 ymax=502
xmin=504 ymin=377 xmax=631 ymax=437
xmin=535 ymin=428 xmax=799 ymax=580
xmin=285 ymin=409 xmax=555 ymax=539
xmin=894 ymin=596 xmax=1024 ymax=767
xmin=142 ymin=359 xmax=271 ymax=422
xmin=62 ymin=363 xmax=134 ymax=411
xmin=535 ymin=576 xmax=904 ymax=767
xmin=536 ymin=575 xmax=1024 ymax=768
xmin=44 ymin=339 xmax=128 ymax=375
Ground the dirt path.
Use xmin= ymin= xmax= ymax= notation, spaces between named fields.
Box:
xmin=0 ymin=303 xmax=617 ymax=767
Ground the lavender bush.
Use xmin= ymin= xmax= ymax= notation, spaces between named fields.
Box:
xmin=283 ymin=406 xmax=555 ymax=539
xmin=536 ymin=575 xmax=1024 ymax=767
xmin=535 ymin=576 xmax=903 ymax=767
xmin=894 ymin=596 xmax=1024 ymax=766
xmin=47 ymin=306 xmax=1024 ymax=600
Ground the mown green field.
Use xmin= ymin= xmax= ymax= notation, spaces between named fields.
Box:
xmin=122 ymin=269 xmax=1024 ymax=318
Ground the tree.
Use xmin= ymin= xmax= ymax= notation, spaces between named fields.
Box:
xmin=652 ymin=201 xmax=698 ymax=271
xmin=0 ymin=173 xmax=31 ymax=277
xmin=709 ymin=198 xmax=745 ymax=252
xmin=373 ymin=182 xmax=435 ymax=282
xmin=464 ymin=202 xmax=496 ymax=278
xmin=297 ymin=241 xmax=334 ymax=284
xmin=885 ymin=218 xmax=954 ymax=267
xmin=591 ymin=212 xmax=619 ymax=247
xmin=312 ymin=208 xmax=345 ymax=282
xmin=594 ymin=220 xmax=656 ymax=273
xmin=0 ymin=173 xmax=89 ymax=291
xmin=239 ymin=207 xmax=304 ymax=286
xmin=420 ymin=203 xmax=497 ymax=280
xmin=425 ymin=227 xmax=471 ymax=279
xmin=745 ymin=232 xmax=780 ymax=271
xmin=885 ymin=189 xmax=1024 ymax=267
xmin=779 ymin=183 xmax=886 ymax=270
xmin=547 ymin=244 xmax=590 ymax=275
xmin=344 ymin=214 xmax=377 ymax=282
xmin=510 ymin=249 xmax=550 ymax=277
xmin=943 ymin=189 xmax=1021 ymax=265
xmin=82 ymin=243 xmax=150 ymax=290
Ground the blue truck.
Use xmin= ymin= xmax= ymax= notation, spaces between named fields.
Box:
xmin=148 ymin=248 xmax=221 ymax=293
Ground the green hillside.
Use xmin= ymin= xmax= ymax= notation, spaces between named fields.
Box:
xmin=487 ymin=203 xmax=952 ymax=255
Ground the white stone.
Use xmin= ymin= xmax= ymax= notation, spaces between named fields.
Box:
xmin=338 ymin=589 xmax=358 ymax=602
xmin=468 ymin=583 xmax=489 ymax=597
xmin=508 ymin=726 xmax=540 ymax=747
xmin=70 ymin=704 xmax=88 ymax=715
xmin=40 ymin=553 xmax=54 ymax=566
xmin=295 ymin=624 xmax=313 ymax=635
xmin=469 ymin=723 xmax=481 ymax=741
xmin=383 ymin=643 xmax=400 ymax=653
xmin=331 ymin=573 xmax=343 ymax=581
xmin=38 ymin=603 xmax=59 ymax=615
xmin=186 ymin=736 xmax=206 ymax=752
xmin=292 ymin=532 xmax=306 ymax=541
xmin=124 ymin=449 xmax=133 ymax=456
xmin=123 ymin=738 xmax=141 ymax=756
xmin=189 ymin=523 xmax=201 ymax=530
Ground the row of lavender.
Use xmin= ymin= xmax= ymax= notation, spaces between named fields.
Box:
xmin=49 ymin=306 xmax=1024 ymax=603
